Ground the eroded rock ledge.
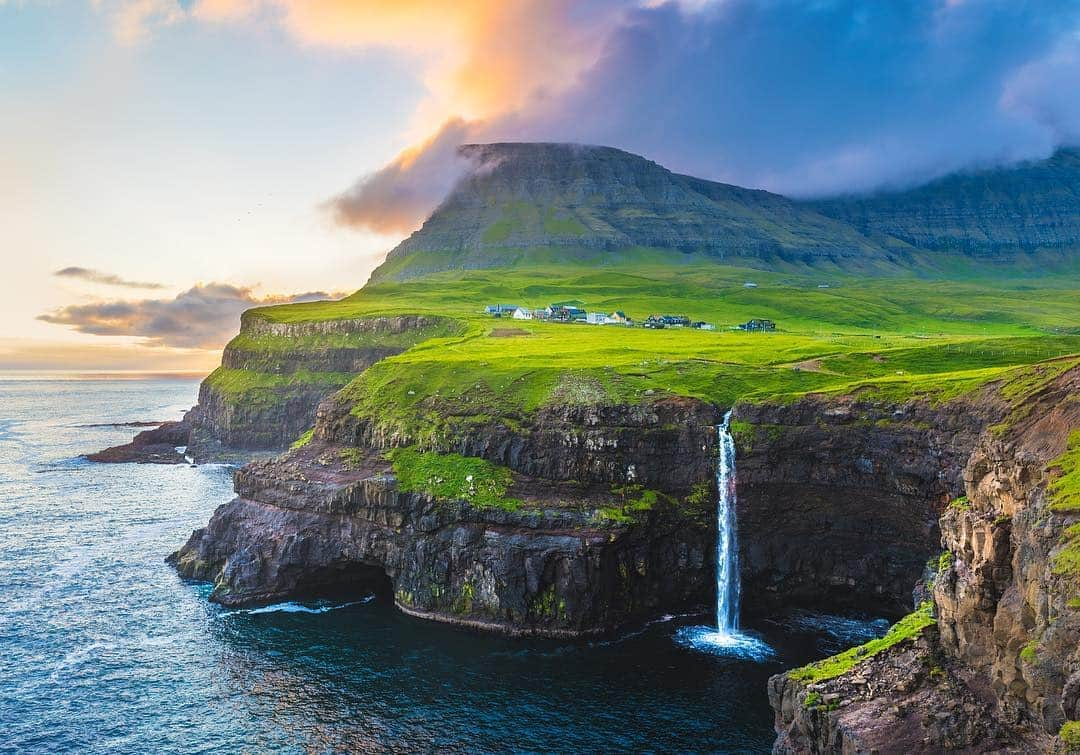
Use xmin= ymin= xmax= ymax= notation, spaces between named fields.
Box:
xmin=769 ymin=364 xmax=1080 ymax=754
xmin=170 ymin=397 xmax=721 ymax=637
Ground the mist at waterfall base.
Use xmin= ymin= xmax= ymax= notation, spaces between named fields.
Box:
xmin=0 ymin=378 xmax=890 ymax=751
xmin=675 ymin=412 xmax=774 ymax=660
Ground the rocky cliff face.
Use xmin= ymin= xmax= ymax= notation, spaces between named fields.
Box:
xmin=934 ymin=365 xmax=1080 ymax=743
xmin=735 ymin=392 xmax=1002 ymax=618
xmin=185 ymin=314 xmax=457 ymax=461
xmin=319 ymin=391 xmax=722 ymax=492
xmin=768 ymin=364 xmax=1080 ymax=754
xmin=171 ymin=395 xmax=721 ymax=636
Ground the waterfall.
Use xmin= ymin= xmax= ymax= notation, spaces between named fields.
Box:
xmin=673 ymin=409 xmax=771 ymax=659
xmin=715 ymin=410 xmax=741 ymax=635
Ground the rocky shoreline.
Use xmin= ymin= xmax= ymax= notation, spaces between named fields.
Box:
xmin=85 ymin=416 xmax=193 ymax=464
xmin=167 ymin=395 xmax=721 ymax=637
xmin=768 ymin=364 xmax=1080 ymax=753
xmin=91 ymin=341 xmax=1079 ymax=751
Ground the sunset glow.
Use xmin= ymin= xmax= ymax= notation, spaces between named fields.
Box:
xmin=4 ymin=0 xmax=1079 ymax=370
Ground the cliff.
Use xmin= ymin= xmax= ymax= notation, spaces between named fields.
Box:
xmin=734 ymin=390 xmax=1003 ymax=618
xmin=183 ymin=313 xmax=462 ymax=461
xmin=171 ymin=394 xmax=721 ymax=636
xmin=768 ymin=362 xmax=1080 ymax=753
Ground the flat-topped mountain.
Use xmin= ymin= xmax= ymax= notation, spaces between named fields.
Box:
xmin=370 ymin=143 xmax=1080 ymax=282
xmin=370 ymin=143 xmax=886 ymax=281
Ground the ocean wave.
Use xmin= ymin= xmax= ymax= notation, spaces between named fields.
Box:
xmin=225 ymin=597 xmax=375 ymax=616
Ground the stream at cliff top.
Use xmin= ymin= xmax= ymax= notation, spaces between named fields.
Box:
xmin=0 ymin=377 xmax=889 ymax=753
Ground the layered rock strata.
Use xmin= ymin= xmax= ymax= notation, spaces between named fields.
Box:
xmin=171 ymin=397 xmax=721 ymax=636
xmin=735 ymin=393 xmax=1002 ymax=617
xmin=769 ymin=364 xmax=1080 ymax=753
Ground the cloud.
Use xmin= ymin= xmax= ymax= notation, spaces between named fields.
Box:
xmin=316 ymin=0 xmax=1080 ymax=230
xmin=225 ymin=1 xmax=612 ymax=121
xmin=54 ymin=266 xmax=167 ymax=289
xmin=108 ymin=0 xmax=185 ymax=45
xmin=325 ymin=118 xmax=481 ymax=233
xmin=37 ymin=283 xmax=341 ymax=348
xmin=101 ymin=0 xmax=1080 ymax=230
xmin=1001 ymin=35 xmax=1080 ymax=146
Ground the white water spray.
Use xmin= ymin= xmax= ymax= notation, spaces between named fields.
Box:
xmin=673 ymin=410 xmax=771 ymax=659
xmin=715 ymin=410 xmax=741 ymax=635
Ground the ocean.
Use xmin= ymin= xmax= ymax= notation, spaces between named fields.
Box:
xmin=0 ymin=377 xmax=887 ymax=753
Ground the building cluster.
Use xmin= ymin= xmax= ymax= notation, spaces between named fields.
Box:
xmin=484 ymin=304 xmax=737 ymax=331
xmin=738 ymin=318 xmax=776 ymax=332
xmin=485 ymin=303 xmax=635 ymax=325
xmin=642 ymin=315 xmax=714 ymax=330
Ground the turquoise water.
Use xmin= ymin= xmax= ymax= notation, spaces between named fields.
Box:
xmin=0 ymin=378 xmax=886 ymax=753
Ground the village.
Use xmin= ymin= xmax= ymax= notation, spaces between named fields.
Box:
xmin=484 ymin=303 xmax=776 ymax=332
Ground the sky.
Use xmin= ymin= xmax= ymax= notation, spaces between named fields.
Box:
xmin=2 ymin=0 xmax=1079 ymax=372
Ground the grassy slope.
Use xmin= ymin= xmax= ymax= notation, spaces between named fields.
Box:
xmin=255 ymin=264 xmax=1079 ymax=334
xmin=202 ymin=317 xmax=464 ymax=403
xmin=1050 ymin=431 xmax=1080 ymax=598
xmin=789 ymin=601 xmax=937 ymax=686
xmin=237 ymin=263 xmax=1078 ymax=443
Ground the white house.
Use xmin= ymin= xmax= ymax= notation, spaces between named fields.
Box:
xmin=512 ymin=307 xmax=533 ymax=320
xmin=586 ymin=312 xmax=608 ymax=325
xmin=743 ymin=282 xmax=758 ymax=289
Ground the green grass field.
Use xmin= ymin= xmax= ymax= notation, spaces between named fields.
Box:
xmin=224 ymin=262 xmax=1078 ymax=442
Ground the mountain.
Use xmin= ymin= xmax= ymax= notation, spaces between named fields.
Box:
xmin=370 ymin=143 xmax=890 ymax=281
xmin=370 ymin=143 xmax=1080 ymax=282
xmin=809 ymin=147 xmax=1080 ymax=258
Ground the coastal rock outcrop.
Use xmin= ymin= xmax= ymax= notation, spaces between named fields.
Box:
xmin=170 ymin=396 xmax=721 ymax=636
xmin=77 ymin=312 xmax=459 ymax=464
xmin=186 ymin=313 xmax=457 ymax=461
xmin=85 ymin=415 xmax=193 ymax=464
xmin=768 ymin=626 xmax=1024 ymax=753
xmin=768 ymin=363 xmax=1080 ymax=753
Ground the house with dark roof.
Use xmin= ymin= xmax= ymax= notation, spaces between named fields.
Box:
xmin=739 ymin=318 xmax=776 ymax=332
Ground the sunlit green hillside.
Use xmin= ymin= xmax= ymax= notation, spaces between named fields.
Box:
xmin=225 ymin=263 xmax=1080 ymax=446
